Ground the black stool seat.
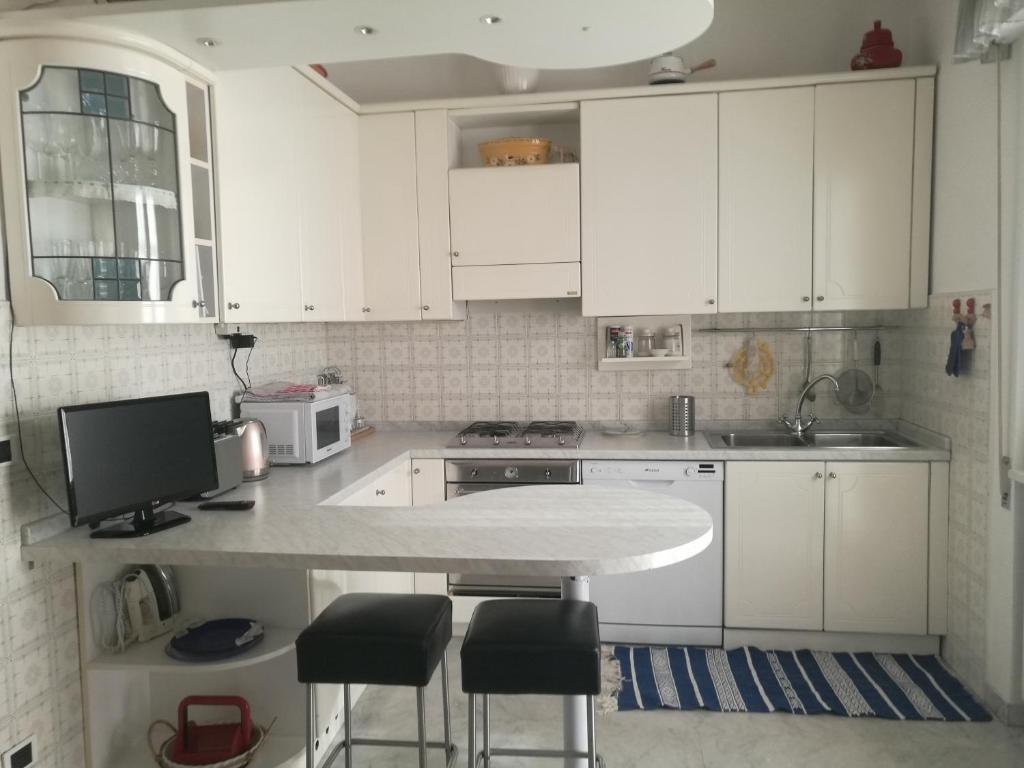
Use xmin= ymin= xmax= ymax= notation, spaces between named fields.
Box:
xmin=461 ymin=599 xmax=601 ymax=696
xmin=296 ymin=593 xmax=452 ymax=688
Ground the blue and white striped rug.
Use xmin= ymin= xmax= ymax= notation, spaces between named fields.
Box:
xmin=609 ymin=646 xmax=990 ymax=722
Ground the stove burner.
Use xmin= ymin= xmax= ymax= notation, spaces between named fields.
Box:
xmin=461 ymin=421 xmax=520 ymax=437
xmin=450 ymin=421 xmax=585 ymax=448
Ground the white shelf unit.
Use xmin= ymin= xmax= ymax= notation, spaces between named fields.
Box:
xmin=77 ymin=563 xmax=317 ymax=768
xmin=596 ymin=315 xmax=693 ymax=371
xmin=447 ymin=102 xmax=580 ymax=169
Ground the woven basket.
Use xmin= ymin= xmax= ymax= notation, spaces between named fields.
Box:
xmin=478 ymin=137 xmax=551 ymax=166
xmin=148 ymin=719 xmax=274 ymax=768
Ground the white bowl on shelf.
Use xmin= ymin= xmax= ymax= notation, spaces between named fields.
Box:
xmin=651 ymin=348 xmax=670 ymax=357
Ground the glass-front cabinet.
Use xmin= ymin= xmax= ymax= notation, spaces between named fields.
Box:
xmin=0 ymin=38 xmax=218 ymax=324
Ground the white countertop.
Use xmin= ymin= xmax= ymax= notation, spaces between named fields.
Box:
xmin=21 ymin=425 xmax=948 ymax=570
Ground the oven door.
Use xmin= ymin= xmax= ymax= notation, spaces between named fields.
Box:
xmin=445 ymin=482 xmax=561 ymax=598
xmin=305 ymin=397 xmax=350 ymax=463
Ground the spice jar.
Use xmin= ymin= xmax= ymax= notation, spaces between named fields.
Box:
xmin=663 ymin=326 xmax=683 ymax=356
xmin=636 ymin=328 xmax=656 ymax=357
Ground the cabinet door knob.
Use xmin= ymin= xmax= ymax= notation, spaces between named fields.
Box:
xmin=362 ymin=307 xmax=371 ymax=313
xmin=305 ymin=305 xmax=315 ymax=311
xmin=422 ymin=305 xmax=430 ymax=311
xmin=829 ymin=472 xmax=837 ymax=479
xmin=375 ymin=488 xmax=386 ymax=496
xmin=228 ymin=302 xmax=240 ymax=310
xmin=707 ymin=298 xmax=716 ymax=305
xmin=451 ymin=251 xmax=460 ymax=258
xmin=817 ymin=296 xmax=825 ymax=302
xmin=192 ymin=299 xmax=206 ymax=309
xmin=815 ymin=471 xmax=823 ymax=479
xmin=413 ymin=468 xmax=421 ymax=475
xmin=802 ymin=296 xmax=811 ymax=303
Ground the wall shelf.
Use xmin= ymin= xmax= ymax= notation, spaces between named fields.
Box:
xmin=87 ymin=626 xmax=298 ymax=674
xmin=596 ymin=315 xmax=692 ymax=371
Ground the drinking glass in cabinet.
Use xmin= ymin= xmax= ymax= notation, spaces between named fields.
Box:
xmin=20 ymin=65 xmax=184 ymax=302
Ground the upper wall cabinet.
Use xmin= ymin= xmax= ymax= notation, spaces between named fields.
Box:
xmin=719 ymin=88 xmax=815 ymax=313
xmin=0 ymin=39 xmax=217 ymax=325
xmin=217 ymin=67 xmax=363 ymax=323
xmin=813 ymin=80 xmax=928 ymax=311
xmin=357 ymin=111 xmax=465 ymax=321
xmin=581 ymin=94 xmax=718 ymax=317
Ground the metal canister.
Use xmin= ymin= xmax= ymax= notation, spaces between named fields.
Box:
xmin=607 ymin=326 xmax=621 ymax=359
xmin=670 ymin=395 xmax=695 ymax=436
xmin=622 ymin=326 xmax=634 ymax=358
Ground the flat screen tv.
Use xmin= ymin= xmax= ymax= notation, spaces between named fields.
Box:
xmin=58 ymin=392 xmax=218 ymax=538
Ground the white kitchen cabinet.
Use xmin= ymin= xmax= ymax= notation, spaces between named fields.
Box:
xmin=337 ymin=460 xmax=414 ymax=594
xmin=581 ymin=94 xmax=718 ymax=317
xmin=411 ymin=459 xmax=450 ymax=597
xmin=358 ymin=112 xmax=423 ymax=321
xmin=812 ymin=80 xmax=917 ymax=311
xmin=824 ymin=462 xmax=929 ymax=635
xmin=0 ymin=38 xmax=216 ymax=325
xmin=449 ymin=164 xmax=580 ymax=267
xmin=217 ymin=67 xmax=361 ymax=323
xmin=725 ymin=462 xmax=826 ymax=631
xmin=719 ymin=88 xmax=814 ymax=313
xmin=415 ymin=111 xmax=465 ymax=320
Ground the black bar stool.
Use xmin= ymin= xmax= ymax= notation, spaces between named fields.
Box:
xmin=296 ymin=593 xmax=458 ymax=768
xmin=461 ymin=599 xmax=604 ymax=768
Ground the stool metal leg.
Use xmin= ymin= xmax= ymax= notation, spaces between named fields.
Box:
xmin=441 ymin=651 xmax=453 ymax=751
xmin=306 ymin=684 xmax=316 ymax=768
xmin=416 ymin=686 xmax=428 ymax=768
xmin=586 ymin=696 xmax=597 ymax=768
xmin=343 ymin=684 xmax=353 ymax=768
xmin=467 ymin=694 xmax=476 ymax=768
xmin=481 ymin=694 xmax=490 ymax=768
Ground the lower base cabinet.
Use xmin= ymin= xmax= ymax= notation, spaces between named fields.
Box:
xmin=725 ymin=461 xmax=932 ymax=636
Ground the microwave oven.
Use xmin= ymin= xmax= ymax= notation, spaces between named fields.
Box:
xmin=240 ymin=393 xmax=352 ymax=465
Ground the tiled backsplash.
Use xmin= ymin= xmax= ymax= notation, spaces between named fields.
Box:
xmin=895 ymin=292 xmax=993 ymax=695
xmin=0 ymin=306 xmax=329 ymax=768
xmin=327 ymin=307 xmax=903 ymax=427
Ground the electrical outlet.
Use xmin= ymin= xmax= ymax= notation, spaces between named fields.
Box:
xmin=2 ymin=736 xmax=35 ymax=768
xmin=0 ymin=434 xmax=13 ymax=467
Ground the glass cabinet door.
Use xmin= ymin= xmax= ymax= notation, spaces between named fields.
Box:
xmin=20 ymin=66 xmax=184 ymax=301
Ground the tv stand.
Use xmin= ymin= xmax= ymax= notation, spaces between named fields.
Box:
xmin=90 ymin=507 xmax=191 ymax=539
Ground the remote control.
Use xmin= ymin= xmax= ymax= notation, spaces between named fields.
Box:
xmin=197 ymin=500 xmax=256 ymax=511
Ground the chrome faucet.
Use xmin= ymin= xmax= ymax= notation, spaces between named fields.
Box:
xmin=779 ymin=374 xmax=839 ymax=437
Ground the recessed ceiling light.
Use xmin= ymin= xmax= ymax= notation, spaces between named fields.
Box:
xmin=480 ymin=15 xmax=502 ymax=25
xmin=196 ymin=37 xmax=220 ymax=48
xmin=355 ymin=25 xmax=375 ymax=36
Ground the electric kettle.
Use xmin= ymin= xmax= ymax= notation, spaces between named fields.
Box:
xmin=232 ymin=418 xmax=270 ymax=481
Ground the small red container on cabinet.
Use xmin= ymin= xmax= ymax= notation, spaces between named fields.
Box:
xmin=851 ymin=20 xmax=903 ymax=70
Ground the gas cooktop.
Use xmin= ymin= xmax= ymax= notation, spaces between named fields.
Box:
xmin=449 ymin=421 xmax=585 ymax=448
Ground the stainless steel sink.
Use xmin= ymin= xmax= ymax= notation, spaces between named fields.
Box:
xmin=707 ymin=430 xmax=913 ymax=449
xmin=711 ymin=433 xmax=808 ymax=448
xmin=805 ymin=432 xmax=907 ymax=448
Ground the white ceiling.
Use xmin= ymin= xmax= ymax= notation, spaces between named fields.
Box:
xmin=29 ymin=0 xmax=714 ymax=71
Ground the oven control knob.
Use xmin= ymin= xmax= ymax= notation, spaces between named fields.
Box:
xmin=471 ymin=469 xmax=479 ymax=478
xmin=684 ymin=466 xmax=696 ymax=477
xmin=544 ymin=468 xmax=552 ymax=478
xmin=504 ymin=466 xmax=519 ymax=480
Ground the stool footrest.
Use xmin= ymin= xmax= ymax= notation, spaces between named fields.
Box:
xmin=322 ymin=739 xmax=458 ymax=768
xmin=473 ymin=748 xmax=606 ymax=766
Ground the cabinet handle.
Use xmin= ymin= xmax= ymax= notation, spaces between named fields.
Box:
xmin=802 ymin=296 xmax=811 ymax=303
xmin=362 ymin=307 xmax=371 ymax=313
xmin=707 ymin=298 xmax=716 ymax=305
xmin=815 ymin=471 xmax=823 ymax=479
xmin=817 ymin=296 xmax=825 ymax=302
xmin=375 ymin=488 xmax=386 ymax=496
xmin=192 ymin=299 xmax=206 ymax=309
xmin=829 ymin=472 xmax=837 ymax=479
xmin=228 ymin=302 xmax=240 ymax=310
xmin=304 ymin=305 xmax=315 ymax=311
xmin=413 ymin=468 xmax=421 ymax=475
xmin=422 ymin=305 xmax=430 ymax=311
xmin=451 ymin=251 xmax=460 ymax=258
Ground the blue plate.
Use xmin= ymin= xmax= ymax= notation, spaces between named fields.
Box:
xmin=165 ymin=618 xmax=265 ymax=663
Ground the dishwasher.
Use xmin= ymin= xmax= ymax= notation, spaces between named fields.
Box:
xmin=584 ymin=460 xmax=723 ymax=647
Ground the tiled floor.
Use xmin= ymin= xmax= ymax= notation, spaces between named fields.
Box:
xmin=337 ymin=642 xmax=1024 ymax=768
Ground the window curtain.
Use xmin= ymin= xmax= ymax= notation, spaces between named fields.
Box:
xmin=956 ymin=0 xmax=1024 ymax=61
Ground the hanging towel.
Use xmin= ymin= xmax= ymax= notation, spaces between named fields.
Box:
xmin=946 ymin=321 xmax=966 ymax=377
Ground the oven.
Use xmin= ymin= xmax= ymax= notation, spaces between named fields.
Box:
xmin=444 ymin=458 xmax=581 ymax=598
